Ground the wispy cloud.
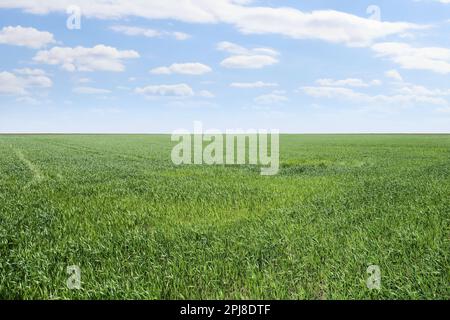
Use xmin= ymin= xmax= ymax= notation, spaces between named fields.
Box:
xmin=150 ymin=63 xmax=212 ymax=75
xmin=316 ymin=78 xmax=381 ymax=87
xmin=73 ymin=86 xmax=111 ymax=94
xmin=110 ymin=25 xmax=190 ymax=40
xmin=0 ymin=69 xmax=52 ymax=96
xmin=230 ymin=81 xmax=278 ymax=88
xmin=218 ymin=41 xmax=279 ymax=69
xmin=372 ymin=42 xmax=450 ymax=74
xmin=0 ymin=25 xmax=55 ymax=48
xmin=0 ymin=1 xmax=425 ymax=47
xmin=33 ymin=45 xmax=139 ymax=72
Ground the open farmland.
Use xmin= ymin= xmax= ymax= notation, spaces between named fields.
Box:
xmin=0 ymin=134 xmax=449 ymax=299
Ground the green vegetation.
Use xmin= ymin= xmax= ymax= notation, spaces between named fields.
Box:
xmin=0 ymin=134 xmax=448 ymax=299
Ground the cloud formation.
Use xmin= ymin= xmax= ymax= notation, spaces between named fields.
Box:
xmin=135 ymin=84 xmax=215 ymax=99
xmin=73 ymin=87 xmax=111 ymax=94
xmin=33 ymin=45 xmax=140 ymax=72
xmin=0 ymin=1 xmax=423 ymax=47
xmin=230 ymin=81 xmax=278 ymax=88
xmin=135 ymin=84 xmax=195 ymax=97
xmin=372 ymin=42 xmax=450 ymax=74
xmin=254 ymin=91 xmax=288 ymax=104
xmin=150 ymin=63 xmax=212 ymax=75
xmin=0 ymin=25 xmax=55 ymax=48
xmin=385 ymin=69 xmax=403 ymax=81
xmin=218 ymin=41 xmax=279 ymax=69
xmin=0 ymin=69 xmax=52 ymax=95
xmin=301 ymin=83 xmax=449 ymax=107
xmin=316 ymin=78 xmax=381 ymax=87
xmin=110 ymin=25 xmax=190 ymax=40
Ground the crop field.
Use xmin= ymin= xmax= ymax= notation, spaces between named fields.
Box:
xmin=0 ymin=134 xmax=448 ymax=299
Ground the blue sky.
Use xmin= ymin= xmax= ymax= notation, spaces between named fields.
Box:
xmin=0 ymin=0 xmax=449 ymax=133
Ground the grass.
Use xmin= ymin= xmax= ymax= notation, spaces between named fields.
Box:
xmin=0 ymin=134 xmax=448 ymax=299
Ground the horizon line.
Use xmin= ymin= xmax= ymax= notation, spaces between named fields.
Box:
xmin=0 ymin=132 xmax=449 ymax=135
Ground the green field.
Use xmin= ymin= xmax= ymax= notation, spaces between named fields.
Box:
xmin=0 ymin=134 xmax=448 ymax=299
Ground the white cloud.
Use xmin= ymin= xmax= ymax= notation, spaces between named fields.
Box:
xmin=301 ymin=85 xmax=449 ymax=107
xmin=316 ymin=78 xmax=381 ymax=87
xmin=394 ymin=83 xmax=450 ymax=97
xmin=0 ymin=1 xmax=424 ymax=47
xmin=0 ymin=69 xmax=52 ymax=95
xmin=385 ymin=69 xmax=403 ymax=81
xmin=14 ymin=68 xmax=47 ymax=76
xmin=77 ymin=77 xmax=92 ymax=84
xmin=16 ymin=96 xmax=40 ymax=105
xmin=73 ymin=86 xmax=111 ymax=94
xmin=14 ymin=68 xmax=53 ymax=88
xmin=198 ymin=90 xmax=215 ymax=98
xmin=227 ymin=8 xmax=424 ymax=47
xmin=218 ymin=41 xmax=279 ymax=69
xmin=436 ymin=106 xmax=450 ymax=114
xmin=172 ymin=32 xmax=191 ymax=40
xmin=217 ymin=41 xmax=248 ymax=55
xmin=423 ymin=0 xmax=450 ymax=4
xmin=217 ymin=41 xmax=279 ymax=56
xmin=23 ymin=75 xmax=53 ymax=88
xmin=254 ymin=91 xmax=288 ymax=104
xmin=110 ymin=25 xmax=160 ymax=37
xmin=150 ymin=63 xmax=212 ymax=75
xmin=135 ymin=84 xmax=194 ymax=97
xmin=0 ymin=25 xmax=55 ymax=48
xmin=230 ymin=81 xmax=278 ymax=88
xmin=230 ymin=0 xmax=255 ymax=4
xmin=90 ymin=106 xmax=122 ymax=115
xmin=135 ymin=84 xmax=213 ymax=99
xmin=369 ymin=80 xmax=382 ymax=86
xmin=33 ymin=45 xmax=140 ymax=72
xmin=0 ymin=72 xmax=27 ymax=95
xmin=302 ymin=86 xmax=364 ymax=100
xmin=372 ymin=42 xmax=450 ymax=74
xmin=167 ymin=100 xmax=218 ymax=109
xmin=221 ymin=55 xmax=278 ymax=69
xmin=110 ymin=25 xmax=190 ymax=40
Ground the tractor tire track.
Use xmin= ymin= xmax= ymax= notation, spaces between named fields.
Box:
xmin=14 ymin=149 xmax=44 ymax=185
